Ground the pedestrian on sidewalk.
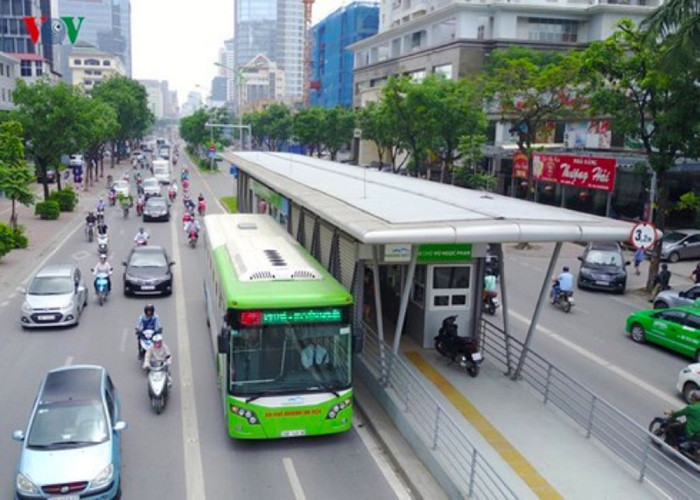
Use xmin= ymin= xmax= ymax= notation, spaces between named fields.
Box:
xmin=691 ymin=263 xmax=700 ymax=284
xmin=650 ymin=264 xmax=671 ymax=302
xmin=633 ymin=248 xmax=644 ymax=276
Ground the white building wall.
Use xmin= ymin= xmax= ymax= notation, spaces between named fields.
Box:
xmin=0 ymin=54 xmax=19 ymax=111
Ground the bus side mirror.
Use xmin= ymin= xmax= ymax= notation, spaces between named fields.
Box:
xmin=352 ymin=331 xmax=364 ymax=354
xmin=218 ymin=328 xmax=230 ymax=354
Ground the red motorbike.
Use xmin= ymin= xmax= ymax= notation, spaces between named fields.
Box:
xmin=197 ymin=200 xmax=206 ymax=216
xmin=136 ymin=199 xmax=145 ymax=216
xmin=168 ymin=188 xmax=176 ymax=202
xmin=108 ymin=191 xmax=116 ymax=206
xmin=182 ymin=179 xmax=190 ymax=191
xmin=188 ymin=229 xmax=198 ymax=248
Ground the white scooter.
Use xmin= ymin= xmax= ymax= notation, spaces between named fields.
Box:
xmin=135 ymin=328 xmax=157 ymax=361
xmin=147 ymin=356 xmax=171 ymax=415
xmin=97 ymin=234 xmax=108 ymax=255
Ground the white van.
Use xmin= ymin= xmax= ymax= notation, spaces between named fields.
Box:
xmin=152 ymin=159 xmax=171 ymax=184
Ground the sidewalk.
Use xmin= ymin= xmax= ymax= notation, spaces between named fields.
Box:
xmin=0 ymin=162 xmax=131 ymax=295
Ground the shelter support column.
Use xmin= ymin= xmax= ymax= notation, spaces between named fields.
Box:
xmin=495 ymin=243 xmax=513 ymax=375
xmin=511 ymin=242 xmax=562 ymax=380
xmin=371 ymin=245 xmax=388 ymax=384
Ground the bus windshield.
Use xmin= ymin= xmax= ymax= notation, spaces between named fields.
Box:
xmin=228 ymin=323 xmax=352 ymax=397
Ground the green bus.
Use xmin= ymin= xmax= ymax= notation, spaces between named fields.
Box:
xmin=203 ymin=214 xmax=355 ymax=439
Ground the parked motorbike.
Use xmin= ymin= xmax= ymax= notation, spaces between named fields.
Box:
xmin=483 ymin=291 xmax=500 ymax=316
xmin=550 ymin=283 xmax=575 ymax=313
xmin=93 ymin=272 xmax=110 ymax=306
xmin=135 ymin=328 xmax=158 ymax=361
xmin=97 ymin=234 xmax=108 ymax=255
xmin=434 ymin=315 xmax=483 ymax=377
xmin=147 ymin=356 xmax=171 ymax=415
xmin=648 ymin=415 xmax=700 ymax=464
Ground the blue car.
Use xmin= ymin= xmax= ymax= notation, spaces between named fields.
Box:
xmin=13 ymin=365 xmax=127 ymax=499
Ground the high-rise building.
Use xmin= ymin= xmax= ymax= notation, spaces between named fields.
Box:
xmin=223 ymin=38 xmax=235 ymax=104
xmin=57 ymin=0 xmax=132 ymax=79
xmin=68 ymin=46 xmax=126 ymax=93
xmin=233 ymin=0 xmax=303 ymax=100
xmin=312 ymin=2 xmax=379 ymax=108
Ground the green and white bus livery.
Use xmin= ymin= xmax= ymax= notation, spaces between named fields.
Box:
xmin=203 ymin=214 xmax=354 ymax=439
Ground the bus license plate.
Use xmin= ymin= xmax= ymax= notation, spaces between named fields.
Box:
xmin=141 ymin=285 xmax=155 ymax=290
xmin=281 ymin=429 xmax=306 ymax=438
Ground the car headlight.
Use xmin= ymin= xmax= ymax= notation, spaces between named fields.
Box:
xmin=90 ymin=463 xmax=114 ymax=489
xmin=21 ymin=301 xmax=32 ymax=312
xmin=16 ymin=472 xmax=39 ymax=494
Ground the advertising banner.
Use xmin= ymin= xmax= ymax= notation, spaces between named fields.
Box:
xmin=532 ymin=154 xmax=617 ymax=191
xmin=513 ymin=151 xmax=529 ymax=179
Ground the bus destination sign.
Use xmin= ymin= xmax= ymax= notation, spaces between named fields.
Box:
xmin=263 ymin=308 xmax=343 ymax=325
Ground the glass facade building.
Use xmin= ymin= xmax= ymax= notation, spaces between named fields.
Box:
xmin=57 ymin=0 xmax=132 ymax=78
xmin=233 ymin=0 xmax=303 ymax=99
xmin=311 ymin=2 xmax=379 ymax=108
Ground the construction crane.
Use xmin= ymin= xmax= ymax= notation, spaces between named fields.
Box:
xmin=303 ymin=0 xmax=314 ymax=107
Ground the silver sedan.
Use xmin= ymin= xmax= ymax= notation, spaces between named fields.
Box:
xmin=653 ymin=284 xmax=700 ymax=309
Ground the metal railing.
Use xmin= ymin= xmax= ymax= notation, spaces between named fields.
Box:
xmin=480 ymin=318 xmax=700 ymax=500
xmin=358 ymin=331 xmax=519 ymax=499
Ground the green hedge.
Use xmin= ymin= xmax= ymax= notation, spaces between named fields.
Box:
xmin=13 ymin=225 xmax=28 ymax=249
xmin=0 ymin=223 xmax=28 ymax=259
xmin=220 ymin=196 xmax=237 ymax=213
xmin=35 ymin=201 xmax=60 ymax=220
xmin=48 ymin=187 xmax=78 ymax=212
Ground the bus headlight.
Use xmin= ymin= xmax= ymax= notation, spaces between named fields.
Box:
xmin=231 ymin=405 xmax=260 ymax=425
xmin=326 ymin=398 xmax=352 ymax=420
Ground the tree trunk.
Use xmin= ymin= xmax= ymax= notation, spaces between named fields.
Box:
xmin=10 ymin=198 xmax=17 ymax=231
xmin=56 ymin=168 xmax=62 ymax=191
xmin=646 ymin=169 xmax=669 ymax=291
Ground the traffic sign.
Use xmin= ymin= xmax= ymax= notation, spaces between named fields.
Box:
xmin=209 ymin=145 xmax=216 ymax=153
xmin=630 ymin=222 xmax=657 ymax=251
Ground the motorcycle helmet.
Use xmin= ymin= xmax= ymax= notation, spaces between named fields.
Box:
xmin=152 ymin=333 xmax=163 ymax=347
xmin=99 ymin=254 xmax=107 ymax=261
xmin=144 ymin=304 xmax=155 ymax=316
xmin=563 ymin=266 xmax=570 ymax=272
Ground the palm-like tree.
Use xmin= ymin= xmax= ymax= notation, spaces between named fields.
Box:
xmin=642 ymin=0 xmax=700 ymax=58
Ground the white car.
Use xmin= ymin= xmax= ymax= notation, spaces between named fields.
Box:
xmin=68 ymin=154 xmax=84 ymax=167
xmin=142 ymin=177 xmax=161 ymax=198
xmin=113 ymin=179 xmax=130 ymax=198
xmin=677 ymin=363 xmax=700 ymax=403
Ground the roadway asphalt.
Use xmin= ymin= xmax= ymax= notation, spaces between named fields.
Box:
xmin=0 ymin=153 xmax=409 ymax=499
xmin=496 ymin=242 xmax=699 ymax=426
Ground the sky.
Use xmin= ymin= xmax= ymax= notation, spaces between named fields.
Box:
xmin=131 ymin=0 xmax=357 ymax=106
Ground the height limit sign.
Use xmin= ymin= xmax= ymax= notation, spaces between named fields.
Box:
xmin=630 ymin=222 xmax=657 ymax=251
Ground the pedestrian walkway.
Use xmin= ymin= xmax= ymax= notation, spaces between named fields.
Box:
xmin=0 ymin=162 xmax=131 ymax=294
xmin=359 ymin=328 xmax=666 ymax=500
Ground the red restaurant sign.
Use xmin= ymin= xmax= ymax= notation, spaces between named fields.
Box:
xmin=513 ymin=151 xmax=529 ymax=179
xmin=532 ymin=153 xmax=616 ymax=192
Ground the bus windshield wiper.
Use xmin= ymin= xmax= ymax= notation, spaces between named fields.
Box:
xmin=314 ymin=383 xmax=340 ymax=398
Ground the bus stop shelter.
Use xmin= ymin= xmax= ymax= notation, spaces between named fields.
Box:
xmin=223 ymin=151 xmax=639 ymax=379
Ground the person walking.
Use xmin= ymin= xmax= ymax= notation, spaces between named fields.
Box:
xmin=691 ymin=263 xmax=700 ymax=285
xmin=650 ymin=264 xmax=671 ymax=301
xmin=634 ymin=248 xmax=645 ymax=276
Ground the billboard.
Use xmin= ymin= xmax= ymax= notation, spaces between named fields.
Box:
xmin=532 ymin=154 xmax=617 ymax=192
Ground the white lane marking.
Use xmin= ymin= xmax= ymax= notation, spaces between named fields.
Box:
xmin=120 ymin=327 xmax=129 ymax=353
xmin=353 ymin=419 xmax=412 ymax=500
xmin=0 ymin=301 xmax=8 ymax=307
xmin=609 ymin=295 xmax=644 ymax=310
xmin=72 ymin=250 xmax=91 ymax=261
xmin=170 ymin=213 xmax=206 ymax=499
xmin=282 ymin=457 xmax=307 ymax=500
xmin=64 ymin=356 xmax=74 ymax=366
xmin=508 ymin=310 xmax=679 ymax=407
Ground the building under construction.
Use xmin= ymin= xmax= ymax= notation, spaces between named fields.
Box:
xmin=311 ymin=2 xmax=379 ymax=109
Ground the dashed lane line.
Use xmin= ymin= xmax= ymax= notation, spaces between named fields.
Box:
xmin=282 ymin=457 xmax=307 ymax=500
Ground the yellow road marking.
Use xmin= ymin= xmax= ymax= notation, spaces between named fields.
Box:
xmin=405 ymin=351 xmax=563 ymax=499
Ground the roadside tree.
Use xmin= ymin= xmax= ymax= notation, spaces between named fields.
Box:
xmin=0 ymin=121 xmax=34 ymax=230
xmin=357 ymin=101 xmax=405 ymax=172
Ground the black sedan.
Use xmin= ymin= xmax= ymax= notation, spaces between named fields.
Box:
xmin=577 ymin=241 xmax=630 ymax=293
xmin=143 ymin=196 xmax=170 ymax=222
xmin=123 ymin=246 xmax=175 ymax=296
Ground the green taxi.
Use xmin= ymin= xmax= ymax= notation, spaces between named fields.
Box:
xmin=626 ymin=305 xmax=700 ymax=361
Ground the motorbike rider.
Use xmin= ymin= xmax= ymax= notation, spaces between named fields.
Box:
xmin=96 ymin=220 xmax=108 ymax=237
xmin=96 ymin=197 xmax=106 ymax=213
xmin=134 ymin=227 xmax=150 ymax=246
xmin=664 ymin=390 xmax=700 ymax=450
xmin=136 ymin=192 xmax=146 ymax=211
xmin=143 ymin=333 xmax=173 ymax=387
xmin=168 ymin=181 xmax=178 ymax=198
xmin=552 ymin=266 xmax=574 ymax=301
xmin=85 ymin=211 xmax=97 ymax=226
xmin=185 ymin=217 xmax=201 ymax=240
xmin=135 ymin=303 xmax=162 ymax=347
xmin=483 ymin=269 xmax=497 ymax=302
xmin=92 ymin=253 xmax=113 ymax=293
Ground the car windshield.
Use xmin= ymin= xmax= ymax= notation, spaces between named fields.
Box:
xmin=28 ymin=277 xmax=73 ymax=295
xmin=227 ymin=323 xmax=352 ymax=396
xmin=129 ymin=252 xmax=167 ymax=268
xmin=585 ymin=250 xmax=622 ymax=266
xmin=27 ymin=399 xmax=108 ymax=448
xmin=663 ymin=232 xmax=687 ymax=243
xmin=147 ymin=199 xmax=166 ymax=208
xmin=114 ymin=181 xmax=128 ymax=189
xmin=144 ymin=179 xmax=158 ymax=187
